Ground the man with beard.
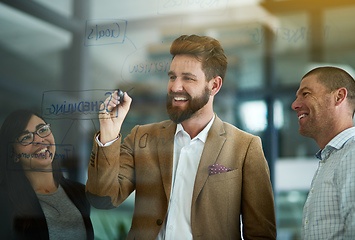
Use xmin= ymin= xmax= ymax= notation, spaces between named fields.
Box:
xmin=86 ymin=34 xmax=276 ymax=240
xmin=292 ymin=67 xmax=355 ymax=239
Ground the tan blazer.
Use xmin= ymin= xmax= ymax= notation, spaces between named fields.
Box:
xmin=86 ymin=116 xmax=276 ymax=239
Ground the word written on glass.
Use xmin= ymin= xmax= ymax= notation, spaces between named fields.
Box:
xmin=41 ymin=89 xmax=121 ymax=120
xmin=85 ymin=19 xmax=127 ymax=46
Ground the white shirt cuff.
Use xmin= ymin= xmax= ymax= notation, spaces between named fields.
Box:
xmin=95 ymin=133 xmax=119 ymax=147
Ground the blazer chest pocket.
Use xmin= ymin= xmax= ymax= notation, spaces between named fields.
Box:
xmin=203 ymin=169 xmax=242 ymax=207
xmin=208 ymin=168 xmax=239 ymax=183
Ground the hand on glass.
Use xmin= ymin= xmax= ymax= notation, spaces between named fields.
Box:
xmin=99 ymin=90 xmax=132 ymax=144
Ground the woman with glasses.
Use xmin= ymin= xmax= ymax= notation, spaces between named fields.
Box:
xmin=0 ymin=109 xmax=94 ymax=240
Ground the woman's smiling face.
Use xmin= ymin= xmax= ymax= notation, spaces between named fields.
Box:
xmin=13 ymin=115 xmax=56 ymax=171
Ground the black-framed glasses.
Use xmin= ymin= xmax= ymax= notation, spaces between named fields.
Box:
xmin=17 ymin=124 xmax=52 ymax=146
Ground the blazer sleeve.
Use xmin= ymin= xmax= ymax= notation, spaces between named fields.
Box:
xmin=241 ymin=136 xmax=277 ymax=239
xmin=86 ymin=129 xmax=137 ymax=209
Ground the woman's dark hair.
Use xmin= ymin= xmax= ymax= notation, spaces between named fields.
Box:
xmin=0 ymin=109 xmax=63 ymax=232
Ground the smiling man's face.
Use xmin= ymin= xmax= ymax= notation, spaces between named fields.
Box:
xmin=166 ymin=54 xmax=212 ymax=124
xmin=291 ymin=75 xmax=335 ymax=139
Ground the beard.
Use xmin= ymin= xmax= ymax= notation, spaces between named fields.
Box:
xmin=166 ymin=86 xmax=211 ymax=124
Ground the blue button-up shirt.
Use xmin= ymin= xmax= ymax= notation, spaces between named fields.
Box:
xmin=302 ymin=127 xmax=355 ymax=240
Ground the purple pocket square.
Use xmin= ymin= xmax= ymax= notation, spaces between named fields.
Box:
xmin=208 ymin=163 xmax=232 ymax=175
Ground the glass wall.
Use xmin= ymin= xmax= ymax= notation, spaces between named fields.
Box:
xmin=1 ymin=0 xmax=355 ymax=239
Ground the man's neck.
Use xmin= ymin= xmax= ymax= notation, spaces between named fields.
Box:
xmin=181 ymin=111 xmax=214 ymax=139
xmin=316 ymin=123 xmax=354 ymax=149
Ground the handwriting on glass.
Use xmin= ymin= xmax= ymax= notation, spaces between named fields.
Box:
xmin=7 ymin=143 xmax=74 ymax=171
xmin=41 ymin=90 xmax=120 ymax=120
xmin=85 ymin=19 xmax=127 ymax=46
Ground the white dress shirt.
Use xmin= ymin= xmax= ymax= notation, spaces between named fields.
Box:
xmin=157 ymin=115 xmax=215 ymax=240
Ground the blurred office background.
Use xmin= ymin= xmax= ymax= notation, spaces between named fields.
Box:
xmin=1 ymin=0 xmax=355 ymax=239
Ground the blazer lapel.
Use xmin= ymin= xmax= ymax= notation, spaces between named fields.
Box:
xmin=191 ymin=116 xmax=226 ymax=206
xmin=157 ymin=121 xmax=176 ymax=201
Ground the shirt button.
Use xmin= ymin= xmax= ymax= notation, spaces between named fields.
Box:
xmin=156 ymin=219 xmax=163 ymax=225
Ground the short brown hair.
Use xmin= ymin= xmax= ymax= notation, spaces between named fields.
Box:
xmin=170 ymin=34 xmax=227 ymax=82
xmin=303 ymin=66 xmax=355 ymax=114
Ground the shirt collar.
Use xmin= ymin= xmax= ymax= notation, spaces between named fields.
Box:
xmin=175 ymin=114 xmax=215 ymax=143
xmin=315 ymin=127 xmax=355 ymax=160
